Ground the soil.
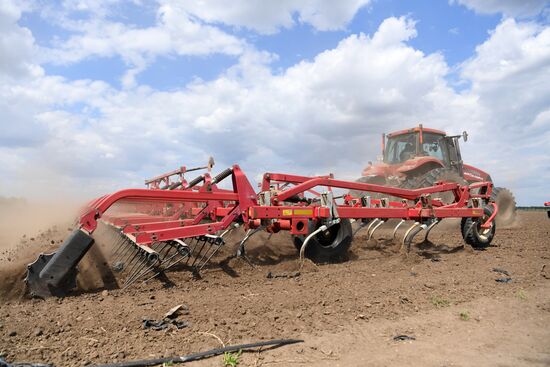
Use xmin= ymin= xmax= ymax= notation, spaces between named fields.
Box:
xmin=1 ymin=211 xmax=549 ymax=366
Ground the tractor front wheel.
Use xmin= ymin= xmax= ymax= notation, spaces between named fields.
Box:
xmin=292 ymin=219 xmax=353 ymax=261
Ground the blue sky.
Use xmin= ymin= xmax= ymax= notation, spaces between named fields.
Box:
xmin=1 ymin=0 xmax=550 ymax=205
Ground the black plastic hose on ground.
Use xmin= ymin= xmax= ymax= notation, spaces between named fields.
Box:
xmin=90 ymin=338 xmax=304 ymax=367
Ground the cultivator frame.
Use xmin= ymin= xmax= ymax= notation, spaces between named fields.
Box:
xmin=26 ymin=163 xmax=497 ymax=298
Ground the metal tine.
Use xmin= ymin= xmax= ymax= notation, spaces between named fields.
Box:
xmin=401 ymin=222 xmax=428 ymax=253
xmin=353 ymin=220 xmax=371 ymax=236
xmin=151 ymin=242 xmax=170 ymax=261
xmin=124 ymin=256 xmax=161 ymax=289
xmin=190 ymin=237 xmax=209 ymax=267
xmin=185 ymin=237 xmax=202 ymax=265
xmin=364 ymin=218 xmax=380 ymax=239
xmin=423 ymin=219 xmax=439 ymax=242
xmin=156 ymin=242 xmax=184 ymax=268
xmin=113 ymin=238 xmax=135 ymax=263
xmin=367 ymin=219 xmax=385 ymax=241
xmin=123 ymin=251 xmax=161 ymax=288
xmin=110 ymin=232 xmax=129 ymax=257
xmin=401 ymin=222 xmax=419 ymax=252
xmin=195 ymin=237 xmax=219 ymax=269
xmin=124 ymin=263 xmax=156 ymax=289
xmin=123 ymin=246 xmax=145 ymax=276
xmin=198 ymin=239 xmax=224 ymax=271
xmin=141 ymin=242 xmax=191 ymax=283
xmin=392 ymin=219 xmax=406 ymax=239
xmin=123 ymin=253 xmax=149 ymax=286
xmin=196 ymin=238 xmax=216 ymax=268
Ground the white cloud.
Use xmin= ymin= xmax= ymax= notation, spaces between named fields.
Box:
xmin=459 ymin=18 xmax=550 ymax=201
xmin=454 ymin=0 xmax=549 ymax=17
xmin=0 ymin=1 xmax=42 ymax=79
xmin=39 ymin=1 xmax=246 ymax=87
xmin=1 ymin=5 xmax=550 ymax=206
xmin=39 ymin=0 xmax=371 ymax=85
xmin=177 ymin=0 xmax=371 ymax=34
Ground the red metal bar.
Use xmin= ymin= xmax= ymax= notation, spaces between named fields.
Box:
xmin=274 ymin=177 xmax=460 ymax=203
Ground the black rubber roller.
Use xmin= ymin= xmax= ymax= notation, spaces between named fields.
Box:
xmin=25 ymin=229 xmax=95 ymax=298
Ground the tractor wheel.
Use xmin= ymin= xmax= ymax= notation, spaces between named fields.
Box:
xmin=460 ymin=206 xmax=496 ymax=249
xmin=348 ymin=176 xmax=385 ymax=199
xmin=292 ymin=219 xmax=353 ymax=261
xmin=402 ymin=168 xmax=467 ymax=204
xmin=491 ymin=187 xmax=516 ymax=227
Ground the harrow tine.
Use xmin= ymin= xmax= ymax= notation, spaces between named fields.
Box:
xmin=402 ymin=222 xmax=428 ymax=253
xmin=237 ymin=227 xmax=263 ymax=257
xmin=190 ymin=237 xmax=208 ymax=267
xmin=123 ymin=252 xmax=160 ymax=289
xmin=364 ymin=218 xmax=380 ymax=240
xmin=113 ymin=238 xmax=135 ymax=264
xmin=185 ymin=237 xmax=202 ymax=265
xmin=122 ymin=246 xmax=144 ymax=276
xmin=198 ymin=237 xmax=224 ymax=271
xmin=196 ymin=241 xmax=215 ymax=269
xmin=353 ymin=220 xmax=371 ymax=236
xmin=423 ymin=219 xmax=439 ymax=242
xmin=123 ymin=247 xmax=159 ymax=288
xmin=110 ymin=232 xmax=128 ymax=257
xmin=401 ymin=222 xmax=419 ymax=253
xmin=141 ymin=241 xmax=191 ymax=284
xmin=367 ymin=219 xmax=385 ymax=241
xmin=392 ymin=219 xmax=406 ymax=239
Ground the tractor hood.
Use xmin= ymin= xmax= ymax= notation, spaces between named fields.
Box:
xmin=463 ymin=164 xmax=492 ymax=182
xmin=362 ymin=156 xmax=444 ymax=179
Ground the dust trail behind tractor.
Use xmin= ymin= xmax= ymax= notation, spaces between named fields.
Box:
xmin=26 ymin=160 xmax=498 ymax=298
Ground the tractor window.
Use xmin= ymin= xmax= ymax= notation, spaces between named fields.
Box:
xmin=385 ymin=134 xmax=416 ymax=164
xmin=420 ymin=133 xmax=449 ymax=162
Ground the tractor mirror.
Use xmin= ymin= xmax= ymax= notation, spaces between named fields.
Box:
xmin=462 ymin=131 xmax=468 ymax=142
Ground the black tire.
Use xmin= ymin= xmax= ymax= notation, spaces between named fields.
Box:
xmin=292 ymin=219 xmax=353 ymax=261
xmin=460 ymin=206 xmax=496 ymax=249
xmin=491 ymin=187 xmax=516 ymax=226
xmin=403 ymin=168 xmax=467 ymax=204
xmin=348 ymin=176 xmax=386 ymax=199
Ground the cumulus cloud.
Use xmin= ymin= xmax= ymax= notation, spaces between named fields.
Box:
xmin=454 ymin=0 xmax=549 ymax=17
xmin=1 ymin=1 xmax=550 ymax=205
xmin=39 ymin=1 xmax=246 ymax=87
xmin=177 ymin=0 xmax=371 ymax=34
xmin=459 ymin=18 xmax=550 ymax=201
xmin=0 ymin=1 xmax=42 ymax=79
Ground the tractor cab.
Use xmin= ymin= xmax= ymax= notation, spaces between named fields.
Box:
xmin=384 ymin=127 xmax=451 ymax=165
xmin=362 ymin=124 xmax=469 ymax=182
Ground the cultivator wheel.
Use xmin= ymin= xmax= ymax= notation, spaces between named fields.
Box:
xmin=461 ymin=206 xmax=496 ymax=249
xmin=293 ymin=219 xmax=353 ymax=261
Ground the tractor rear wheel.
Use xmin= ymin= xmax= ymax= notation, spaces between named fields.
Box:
xmin=460 ymin=206 xmax=496 ymax=249
xmin=491 ymin=187 xmax=516 ymax=226
xmin=402 ymin=168 xmax=467 ymax=204
xmin=292 ymin=219 xmax=353 ymax=261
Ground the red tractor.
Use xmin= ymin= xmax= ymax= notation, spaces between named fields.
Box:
xmin=352 ymin=125 xmax=516 ymax=225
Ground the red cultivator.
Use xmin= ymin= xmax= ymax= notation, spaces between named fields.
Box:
xmin=26 ymin=162 xmax=498 ymax=298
